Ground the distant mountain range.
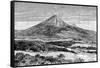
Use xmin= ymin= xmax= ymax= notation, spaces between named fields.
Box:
xmin=15 ymin=15 xmax=96 ymax=43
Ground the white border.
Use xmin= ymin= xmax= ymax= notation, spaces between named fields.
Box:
xmin=0 ymin=0 xmax=99 ymax=68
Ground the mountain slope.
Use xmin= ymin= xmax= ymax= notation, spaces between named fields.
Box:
xmin=15 ymin=15 xmax=96 ymax=43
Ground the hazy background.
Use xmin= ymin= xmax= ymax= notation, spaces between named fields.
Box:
xmin=15 ymin=2 xmax=97 ymax=31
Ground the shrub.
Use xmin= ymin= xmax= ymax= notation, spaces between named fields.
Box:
xmin=57 ymin=54 xmax=65 ymax=59
xmin=74 ymin=58 xmax=84 ymax=62
xmin=15 ymin=53 xmax=24 ymax=61
xmin=35 ymin=54 xmax=40 ymax=58
xmin=45 ymin=56 xmax=57 ymax=63
xmin=15 ymin=53 xmax=25 ymax=66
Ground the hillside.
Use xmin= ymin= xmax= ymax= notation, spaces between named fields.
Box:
xmin=15 ymin=15 xmax=96 ymax=43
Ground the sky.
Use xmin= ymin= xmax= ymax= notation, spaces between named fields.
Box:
xmin=15 ymin=2 xmax=97 ymax=31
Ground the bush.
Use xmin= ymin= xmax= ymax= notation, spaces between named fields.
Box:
xmin=57 ymin=54 xmax=65 ymax=59
xmin=45 ymin=56 xmax=58 ymax=63
xmin=15 ymin=53 xmax=24 ymax=61
xmin=15 ymin=53 xmax=25 ymax=66
xmin=35 ymin=54 xmax=40 ymax=58
xmin=74 ymin=58 xmax=84 ymax=62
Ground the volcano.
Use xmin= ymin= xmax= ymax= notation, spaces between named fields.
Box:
xmin=15 ymin=15 xmax=96 ymax=43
